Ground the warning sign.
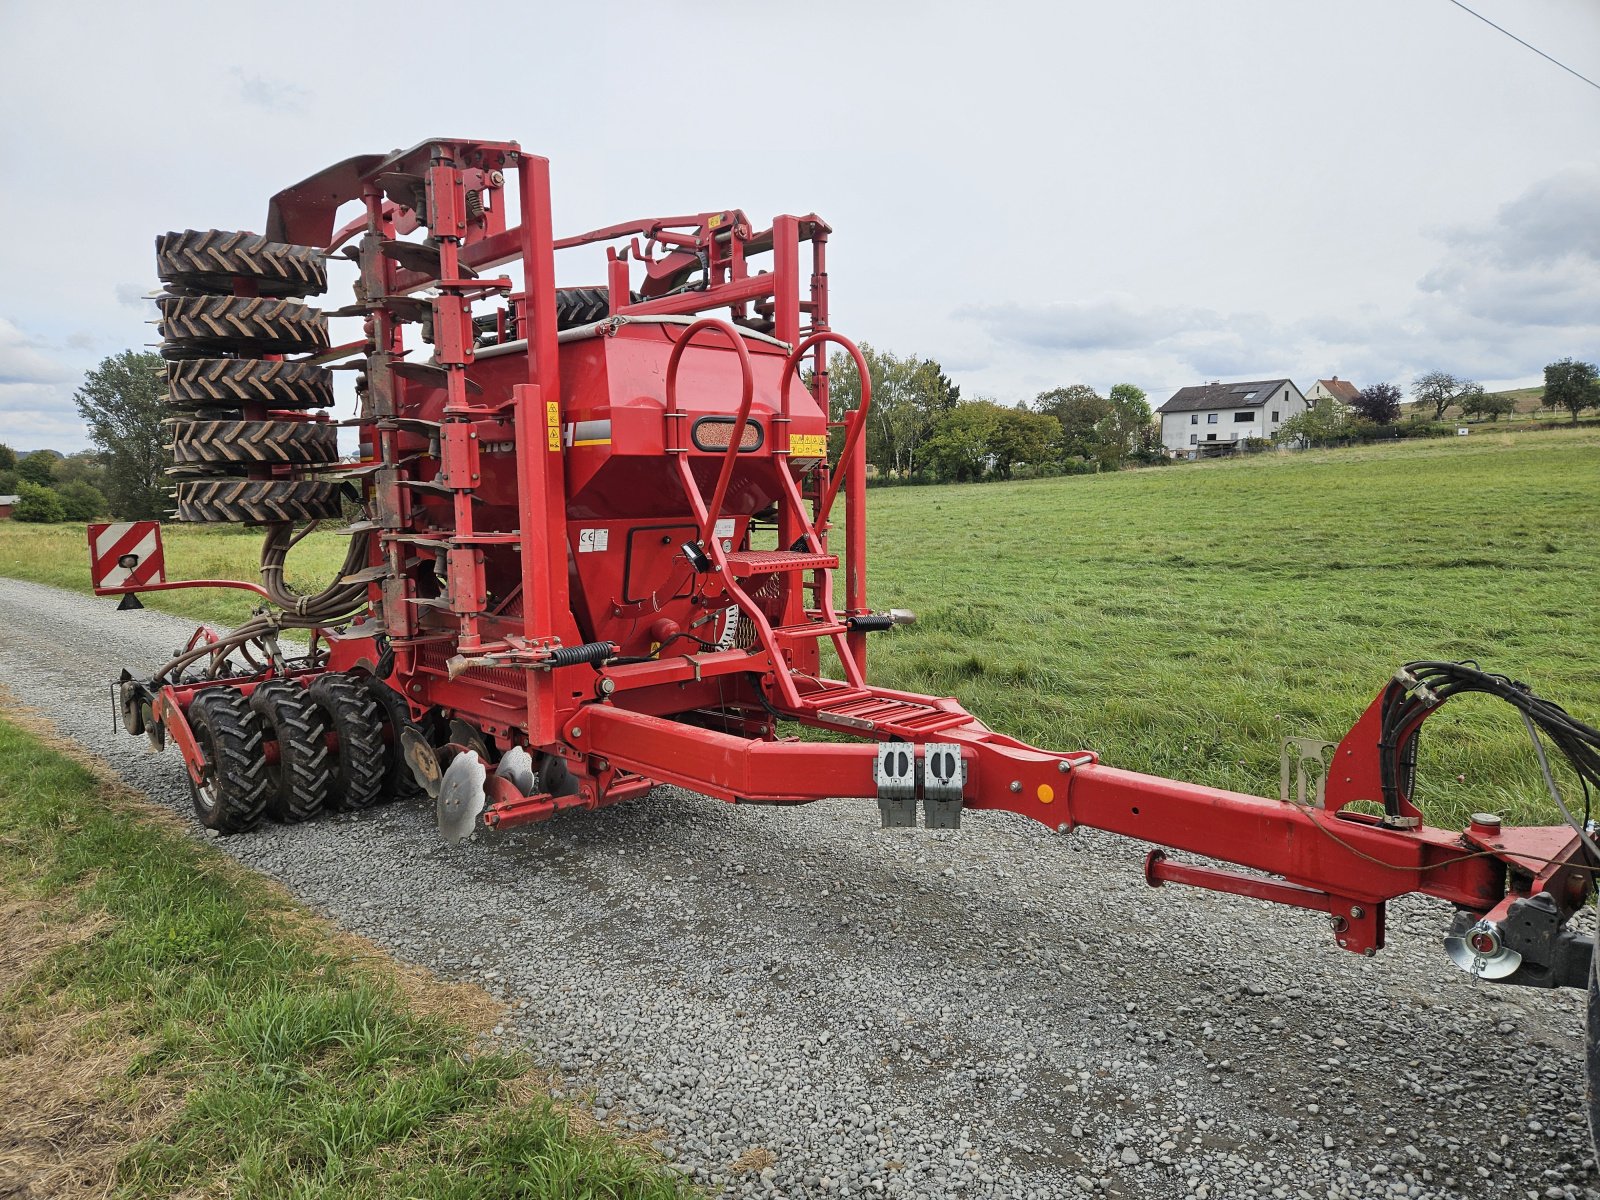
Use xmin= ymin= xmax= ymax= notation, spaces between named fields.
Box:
xmin=790 ymin=433 xmax=827 ymax=459
xmin=88 ymin=521 xmax=166 ymax=592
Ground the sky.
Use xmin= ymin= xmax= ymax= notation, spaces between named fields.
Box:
xmin=1 ymin=0 xmax=1596 ymax=452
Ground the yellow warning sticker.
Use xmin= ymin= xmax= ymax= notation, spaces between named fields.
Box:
xmin=545 ymin=401 xmax=561 ymax=451
xmin=790 ymin=433 xmax=827 ymax=459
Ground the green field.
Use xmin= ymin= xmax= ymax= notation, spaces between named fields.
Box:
xmin=3 ymin=428 xmax=1597 ymax=828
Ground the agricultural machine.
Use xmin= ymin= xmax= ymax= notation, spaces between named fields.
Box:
xmin=94 ymin=138 xmax=1600 ymax=1139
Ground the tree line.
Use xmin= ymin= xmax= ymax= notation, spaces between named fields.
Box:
xmin=1278 ymin=358 xmax=1600 ymax=448
xmin=823 ymin=345 xmax=1162 ymax=484
xmin=3 ymin=350 xmax=168 ymax=523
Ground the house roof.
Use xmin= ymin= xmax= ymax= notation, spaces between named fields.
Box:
xmin=1316 ymin=377 xmax=1360 ymax=403
xmin=0 ymin=495 xmax=17 ymax=505
xmin=1157 ymin=379 xmax=1297 ymax=414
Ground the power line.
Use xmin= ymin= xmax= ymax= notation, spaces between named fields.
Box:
xmin=1442 ymin=0 xmax=1600 ymax=94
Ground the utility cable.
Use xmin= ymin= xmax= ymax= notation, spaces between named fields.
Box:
xmin=1442 ymin=0 xmax=1600 ymax=94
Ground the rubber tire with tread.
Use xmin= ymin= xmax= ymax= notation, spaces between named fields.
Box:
xmin=157 ymin=229 xmax=327 ymax=297
xmin=307 ymin=673 xmax=389 ymax=810
xmin=158 ymin=294 xmax=328 ymax=356
xmin=175 ymin=478 xmax=345 ymax=523
xmin=186 ymin=688 xmax=271 ymax=834
xmin=364 ymin=677 xmax=426 ymax=803
xmin=171 ymin=419 xmax=339 ymax=469
xmin=167 ymin=358 xmax=332 ymax=411
xmin=249 ymin=680 xmax=335 ymax=822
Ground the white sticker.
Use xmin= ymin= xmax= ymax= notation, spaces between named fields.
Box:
xmin=594 ymin=528 xmax=609 ymax=551
xmin=713 ymin=517 xmax=736 ymax=540
xmin=578 ymin=528 xmax=609 ymax=553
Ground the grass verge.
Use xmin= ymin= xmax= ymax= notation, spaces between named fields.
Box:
xmin=0 ymin=706 xmax=694 ymax=1200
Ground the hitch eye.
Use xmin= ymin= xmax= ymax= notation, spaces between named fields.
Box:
xmin=1467 ymin=927 xmax=1501 ymax=956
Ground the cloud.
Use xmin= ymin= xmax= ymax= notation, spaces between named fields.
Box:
xmin=230 ymin=68 xmax=309 ymax=114
xmin=115 ymin=282 xmax=153 ymax=309
xmin=0 ymin=317 xmax=75 ymax=386
xmin=954 ymin=166 xmax=1600 ymax=396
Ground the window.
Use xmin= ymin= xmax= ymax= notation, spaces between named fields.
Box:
xmin=1190 ymin=414 xmax=1198 ymax=425
xmin=1189 ymin=434 xmax=1197 ymax=445
xmin=1233 ymin=411 xmax=1254 ymax=422
xmin=1206 ymin=413 xmax=1218 ymax=424
xmin=1271 ymin=410 xmax=1280 ymax=422
xmin=1205 ymin=433 xmax=1216 ymax=441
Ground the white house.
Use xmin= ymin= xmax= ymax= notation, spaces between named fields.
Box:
xmin=1156 ymin=378 xmax=1308 ymax=457
xmin=1305 ymin=377 xmax=1360 ymax=410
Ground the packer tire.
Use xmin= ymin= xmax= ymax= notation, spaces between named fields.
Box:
xmin=167 ymin=358 xmax=332 ymax=411
xmin=171 ymin=419 xmax=339 ymax=468
xmin=307 ymin=673 xmax=388 ymax=811
xmin=186 ymin=688 xmax=271 ymax=834
xmin=249 ymin=680 xmax=334 ymax=823
xmin=364 ymin=677 xmax=426 ymax=803
xmin=174 ymin=478 xmax=344 ymax=524
xmin=158 ymin=294 xmax=328 ymax=356
xmin=554 ymin=286 xmax=611 ymax=329
xmin=157 ymin=228 xmax=327 ymax=297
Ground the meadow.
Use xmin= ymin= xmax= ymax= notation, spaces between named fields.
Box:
xmin=3 ymin=427 xmax=1596 ymax=828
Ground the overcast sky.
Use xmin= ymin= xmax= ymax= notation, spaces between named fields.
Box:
xmin=2 ymin=0 xmax=1596 ymax=452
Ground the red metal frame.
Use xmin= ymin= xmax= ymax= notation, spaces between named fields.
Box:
xmin=102 ymin=137 xmax=1592 ymax=976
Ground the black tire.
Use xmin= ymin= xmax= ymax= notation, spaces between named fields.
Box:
xmin=171 ymin=419 xmax=339 ymax=469
xmin=167 ymin=358 xmax=332 ymax=411
xmin=307 ymin=673 xmax=388 ymax=810
xmin=157 ymin=229 xmax=327 ymax=297
xmin=249 ymin=680 xmax=334 ymax=822
xmin=365 ymin=677 xmax=426 ymax=803
xmin=174 ymin=478 xmax=344 ymax=523
xmin=186 ymin=687 xmax=271 ymax=834
xmin=158 ymin=294 xmax=328 ymax=356
xmin=554 ymin=286 xmax=611 ymax=329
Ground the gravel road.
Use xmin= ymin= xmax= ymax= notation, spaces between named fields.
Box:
xmin=1 ymin=574 xmax=1594 ymax=1200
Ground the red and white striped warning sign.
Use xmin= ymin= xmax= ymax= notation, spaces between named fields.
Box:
xmin=87 ymin=521 xmax=166 ymax=592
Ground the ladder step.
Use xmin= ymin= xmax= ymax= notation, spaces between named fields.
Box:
xmin=724 ymin=549 xmax=837 ymax=577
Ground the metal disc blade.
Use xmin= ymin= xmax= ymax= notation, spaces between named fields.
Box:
xmin=1443 ymin=933 xmax=1523 ymax=980
xmin=436 ymin=750 xmax=487 ymax=845
xmin=494 ymin=745 xmax=536 ymax=796
xmin=400 ymin=726 xmax=442 ymax=799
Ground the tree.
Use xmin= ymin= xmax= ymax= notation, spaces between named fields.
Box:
xmin=1097 ymin=383 xmax=1155 ymax=463
xmin=17 ymin=452 xmax=55 ymax=486
xmin=1459 ymin=391 xmax=1515 ymax=422
xmin=72 ymin=350 xmax=169 ymax=519
xmin=1349 ymin=382 xmax=1402 ymax=425
xmin=1032 ymin=384 xmax=1112 ymax=459
xmin=56 ymin=479 xmax=107 ymax=521
xmin=988 ymin=407 xmax=1060 ymax=478
xmin=1411 ymin=371 xmax=1476 ymax=420
xmin=55 ymin=450 xmax=108 ymax=492
xmin=1276 ymin=404 xmax=1358 ymax=448
xmin=13 ymin=481 xmax=65 ymax=523
xmin=0 ymin=444 xmax=14 ymax=472
xmin=1544 ymin=358 xmax=1600 ymax=423
xmin=826 ymin=345 xmax=959 ymax=477
xmin=924 ymin=400 xmax=1004 ymax=482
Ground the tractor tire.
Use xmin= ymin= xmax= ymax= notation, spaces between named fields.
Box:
xmin=158 ymin=294 xmax=328 ymax=357
xmin=307 ymin=673 xmax=388 ymax=810
xmin=186 ymin=687 xmax=271 ymax=834
xmin=174 ymin=478 xmax=344 ymax=523
xmin=554 ymin=286 xmax=611 ymax=329
xmin=171 ymin=419 xmax=339 ymax=469
xmin=249 ymin=680 xmax=334 ymax=823
xmin=157 ymin=228 xmax=327 ymax=297
xmin=365 ymin=676 xmax=426 ymax=803
xmin=167 ymin=358 xmax=332 ymax=411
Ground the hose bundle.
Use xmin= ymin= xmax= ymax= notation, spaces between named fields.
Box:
xmin=1382 ymin=660 xmax=1600 ymax=841
xmin=152 ymin=522 xmax=372 ymax=683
